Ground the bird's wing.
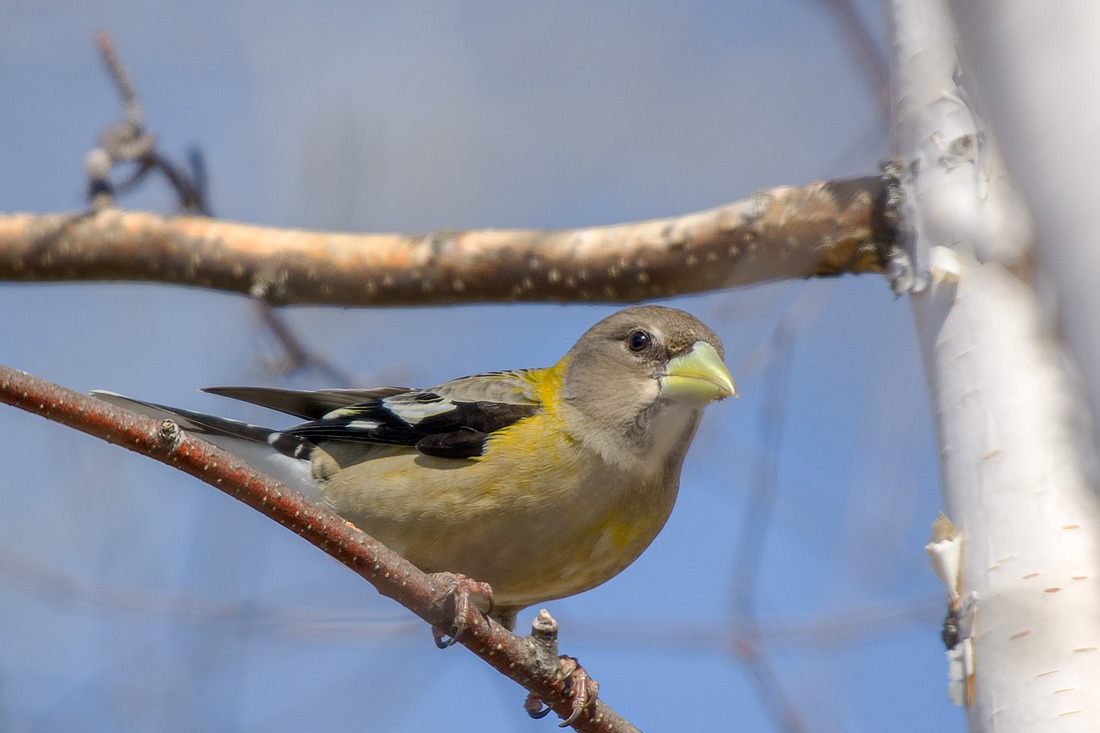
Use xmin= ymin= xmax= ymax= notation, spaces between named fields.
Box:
xmin=274 ymin=370 xmax=544 ymax=460
xmin=201 ymin=386 xmax=411 ymax=419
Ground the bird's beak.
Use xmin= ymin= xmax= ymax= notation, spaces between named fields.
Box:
xmin=660 ymin=342 xmax=737 ymax=404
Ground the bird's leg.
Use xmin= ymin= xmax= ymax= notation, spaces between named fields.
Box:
xmin=429 ymin=572 xmax=494 ymax=649
xmin=523 ymin=609 xmax=600 ymax=727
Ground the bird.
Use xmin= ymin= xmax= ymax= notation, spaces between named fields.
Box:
xmin=95 ymin=305 xmax=735 ymax=633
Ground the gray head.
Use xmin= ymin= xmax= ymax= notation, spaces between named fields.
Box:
xmin=559 ymin=306 xmax=734 ymax=467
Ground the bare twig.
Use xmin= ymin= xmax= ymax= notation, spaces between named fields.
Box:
xmin=91 ymin=31 xmax=349 ymax=379
xmin=254 ymin=304 xmax=355 ymax=385
xmin=86 ymin=31 xmax=209 ymax=214
xmin=811 ymin=0 xmax=891 ymax=115
xmin=96 ymin=29 xmax=143 ymax=131
xmin=728 ymin=296 xmax=809 ymax=733
xmin=0 ymin=176 xmax=895 ymax=306
xmin=0 ymin=364 xmax=639 ymax=733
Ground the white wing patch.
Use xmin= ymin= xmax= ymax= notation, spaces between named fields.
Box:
xmin=382 ymin=394 xmax=458 ymax=425
xmin=322 ymin=406 xmax=361 ymax=420
xmin=345 ymin=419 xmax=380 ymax=430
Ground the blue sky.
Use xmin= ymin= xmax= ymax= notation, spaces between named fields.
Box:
xmin=0 ymin=2 xmax=958 ymax=731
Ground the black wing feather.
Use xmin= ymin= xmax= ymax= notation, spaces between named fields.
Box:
xmin=283 ymin=394 xmax=539 ymax=459
xmin=202 ymin=386 xmax=411 ymax=419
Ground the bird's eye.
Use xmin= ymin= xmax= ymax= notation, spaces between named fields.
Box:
xmin=626 ymin=330 xmax=652 ymax=352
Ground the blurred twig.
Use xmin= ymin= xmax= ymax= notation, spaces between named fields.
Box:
xmin=88 ymin=30 xmax=209 ymax=214
xmin=0 ymin=539 xmax=939 ymax=646
xmin=254 ymin=306 xmax=355 ymax=385
xmin=90 ymin=30 xmax=353 ymax=384
xmin=810 ymin=0 xmax=891 ymax=116
xmin=728 ymin=295 xmax=809 ymax=733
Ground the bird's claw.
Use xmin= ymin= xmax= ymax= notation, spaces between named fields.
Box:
xmin=524 ymin=655 xmax=599 ymax=728
xmin=524 ymin=694 xmax=554 ymax=719
xmin=429 ymin=572 xmax=493 ymax=648
xmin=558 ymin=656 xmax=598 ymax=727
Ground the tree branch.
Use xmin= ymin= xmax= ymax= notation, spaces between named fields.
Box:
xmin=0 ymin=175 xmax=893 ymax=306
xmin=887 ymin=0 xmax=1100 ymax=727
xmin=0 ymin=364 xmax=638 ymax=733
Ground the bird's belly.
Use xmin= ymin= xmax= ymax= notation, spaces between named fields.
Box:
xmin=315 ymin=440 xmax=679 ymax=609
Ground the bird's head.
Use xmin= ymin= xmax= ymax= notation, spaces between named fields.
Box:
xmin=559 ymin=305 xmax=735 ymax=466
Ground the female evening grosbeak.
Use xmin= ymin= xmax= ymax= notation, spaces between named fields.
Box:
xmin=97 ymin=306 xmax=735 ymax=631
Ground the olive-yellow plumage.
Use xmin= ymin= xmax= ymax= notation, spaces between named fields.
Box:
xmin=95 ymin=306 xmax=734 ymax=629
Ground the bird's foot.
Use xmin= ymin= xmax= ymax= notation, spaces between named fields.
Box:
xmin=524 ymin=610 xmax=599 ymax=727
xmin=524 ymin=656 xmax=599 ymax=727
xmin=429 ymin=572 xmax=494 ymax=649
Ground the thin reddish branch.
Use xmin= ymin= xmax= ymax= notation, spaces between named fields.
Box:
xmin=0 ymin=176 xmax=893 ymax=306
xmin=0 ymin=364 xmax=638 ymax=733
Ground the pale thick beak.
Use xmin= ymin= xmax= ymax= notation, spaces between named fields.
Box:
xmin=660 ymin=341 xmax=737 ymax=404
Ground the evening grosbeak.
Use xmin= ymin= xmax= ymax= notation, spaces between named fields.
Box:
xmin=96 ymin=306 xmax=735 ymax=630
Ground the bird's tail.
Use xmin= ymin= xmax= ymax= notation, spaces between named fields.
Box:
xmin=91 ymin=391 xmax=318 ymax=495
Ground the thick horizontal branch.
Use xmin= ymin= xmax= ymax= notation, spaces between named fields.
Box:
xmin=0 ymin=176 xmax=892 ymax=306
xmin=0 ymin=364 xmax=637 ymax=732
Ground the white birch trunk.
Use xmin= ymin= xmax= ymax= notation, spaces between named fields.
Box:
xmin=884 ymin=0 xmax=1100 ymax=729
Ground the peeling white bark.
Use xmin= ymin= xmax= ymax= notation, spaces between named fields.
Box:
xmin=948 ymin=2 xmax=1100 ymax=441
xmin=885 ymin=0 xmax=1100 ymax=729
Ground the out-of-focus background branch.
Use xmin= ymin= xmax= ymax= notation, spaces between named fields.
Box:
xmin=0 ymin=179 xmax=891 ymax=305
